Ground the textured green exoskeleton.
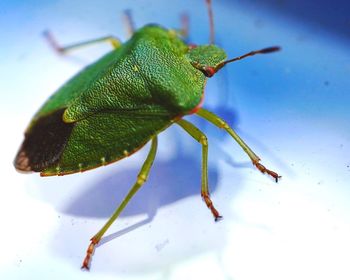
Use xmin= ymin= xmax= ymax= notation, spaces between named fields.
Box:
xmin=14 ymin=0 xmax=281 ymax=270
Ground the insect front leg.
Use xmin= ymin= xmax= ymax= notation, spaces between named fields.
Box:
xmin=177 ymin=119 xmax=222 ymax=221
xmin=82 ymin=136 xmax=158 ymax=270
xmin=196 ymin=108 xmax=281 ymax=182
xmin=43 ymin=32 xmax=122 ymax=54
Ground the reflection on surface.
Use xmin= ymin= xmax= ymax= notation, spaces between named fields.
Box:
xmin=63 ymin=154 xmax=218 ymax=218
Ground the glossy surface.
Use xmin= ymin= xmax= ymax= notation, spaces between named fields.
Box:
xmin=1 ymin=0 xmax=349 ymax=279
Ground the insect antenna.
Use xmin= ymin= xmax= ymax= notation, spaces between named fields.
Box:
xmin=205 ymin=0 xmax=215 ymax=45
xmin=216 ymin=46 xmax=281 ymax=71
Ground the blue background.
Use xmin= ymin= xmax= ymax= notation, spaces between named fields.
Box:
xmin=1 ymin=0 xmax=349 ymax=279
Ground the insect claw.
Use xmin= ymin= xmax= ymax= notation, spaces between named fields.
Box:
xmin=81 ymin=264 xmax=90 ymax=271
xmin=43 ymin=30 xmax=65 ymax=54
xmin=215 ymin=215 xmax=223 ymax=222
xmin=81 ymin=238 xmax=98 ymax=270
xmin=275 ymin=175 xmax=282 ymax=183
xmin=202 ymin=193 xmax=222 ymax=220
xmin=253 ymin=160 xmax=280 ymax=182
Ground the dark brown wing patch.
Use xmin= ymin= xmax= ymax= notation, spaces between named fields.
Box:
xmin=14 ymin=108 xmax=74 ymax=172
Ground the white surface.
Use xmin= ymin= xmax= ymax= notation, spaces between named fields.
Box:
xmin=1 ymin=0 xmax=349 ymax=279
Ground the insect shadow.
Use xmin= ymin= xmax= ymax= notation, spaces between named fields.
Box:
xmin=62 ymin=148 xmax=219 ymax=241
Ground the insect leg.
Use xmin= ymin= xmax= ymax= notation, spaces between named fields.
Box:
xmin=196 ymin=108 xmax=281 ymax=182
xmin=123 ymin=9 xmax=135 ymax=37
xmin=177 ymin=119 xmax=222 ymax=221
xmin=43 ymin=31 xmax=122 ymax=55
xmin=180 ymin=13 xmax=189 ymax=39
xmin=167 ymin=13 xmax=189 ymax=41
xmin=82 ymin=136 xmax=158 ymax=270
xmin=205 ymin=0 xmax=215 ymax=44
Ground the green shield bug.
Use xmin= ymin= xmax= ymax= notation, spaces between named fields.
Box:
xmin=14 ymin=0 xmax=281 ymax=270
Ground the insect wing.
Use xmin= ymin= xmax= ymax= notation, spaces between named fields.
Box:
xmin=15 ymin=110 xmax=171 ymax=175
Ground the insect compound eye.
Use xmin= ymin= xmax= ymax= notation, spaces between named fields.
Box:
xmin=202 ymin=66 xmax=216 ymax=78
xmin=189 ymin=61 xmax=216 ymax=78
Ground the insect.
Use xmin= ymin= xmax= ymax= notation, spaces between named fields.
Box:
xmin=14 ymin=0 xmax=281 ymax=270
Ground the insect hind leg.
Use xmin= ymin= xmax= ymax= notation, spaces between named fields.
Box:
xmin=43 ymin=31 xmax=122 ymax=55
xmin=81 ymin=136 xmax=158 ymax=270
